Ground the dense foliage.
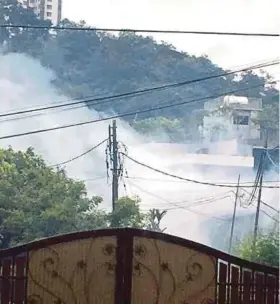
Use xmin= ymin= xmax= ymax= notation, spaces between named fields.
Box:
xmin=0 ymin=0 xmax=278 ymax=252
xmin=0 ymin=148 xmax=167 ymax=248
xmin=0 ymin=0 xmax=278 ymax=135
xmin=235 ymin=230 xmax=279 ymax=267
xmin=205 ymin=213 xmax=279 ymax=267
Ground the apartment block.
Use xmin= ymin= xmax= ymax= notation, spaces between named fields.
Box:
xmin=203 ymin=95 xmax=262 ymax=142
xmin=18 ymin=0 xmax=62 ymax=24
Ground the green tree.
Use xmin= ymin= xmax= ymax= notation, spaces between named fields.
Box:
xmin=132 ymin=116 xmax=185 ymax=141
xmin=1 ymin=0 xmax=279 ymax=142
xmin=0 ymin=147 xmax=166 ymax=248
xmin=145 ymin=209 xmax=167 ymax=232
xmin=0 ymin=0 xmax=51 ymax=56
xmin=0 ymin=147 xmax=107 ymax=247
xmin=253 ymin=104 xmax=279 ymax=140
xmin=107 ymin=197 xmax=168 ymax=232
xmin=234 ymin=230 xmax=279 ymax=267
xmin=108 ymin=196 xmax=146 ymax=228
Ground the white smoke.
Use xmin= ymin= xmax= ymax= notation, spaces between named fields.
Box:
xmin=0 ymin=53 xmax=278 ymax=247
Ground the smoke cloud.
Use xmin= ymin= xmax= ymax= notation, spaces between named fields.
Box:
xmin=0 ymin=53 xmax=278 ymax=248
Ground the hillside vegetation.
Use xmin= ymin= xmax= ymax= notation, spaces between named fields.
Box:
xmin=0 ymin=0 xmax=279 ymax=141
xmin=0 ymin=2 xmax=279 ymax=261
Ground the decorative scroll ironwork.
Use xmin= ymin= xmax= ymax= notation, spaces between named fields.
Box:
xmin=0 ymin=228 xmax=278 ymax=303
xmin=27 ymin=236 xmax=117 ymax=304
xmin=131 ymin=237 xmax=216 ymax=304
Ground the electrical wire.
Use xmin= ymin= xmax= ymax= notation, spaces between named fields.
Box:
xmin=0 ymin=24 xmax=279 ymax=37
xmin=126 ymin=180 xmax=230 ymax=221
xmin=0 ymin=82 xmax=277 ymax=141
xmin=258 ymin=209 xmax=279 ymax=223
xmin=49 ymin=138 xmax=108 ymax=167
xmin=125 ymin=176 xmax=279 ymax=211
xmin=80 ymin=176 xmax=107 ymax=182
xmin=266 ymin=149 xmax=279 ymax=170
xmin=128 ymin=179 xmax=279 ymax=223
xmin=125 ymin=176 xmax=233 ymax=207
xmin=1 ymin=57 xmax=277 ymax=119
xmin=125 ymin=175 xmax=279 ymax=185
xmin=240 ymin=188 xmax=280 ymax=213
xmin=0 ymin=60 xmax=278 ymax=119
xmin=243 ymin=146 xmax=279 ymax=208
xmin=143 ymin=194 xmax=232 ymax=209
xmin=0 ymin=79 xmax=273 ymax=126
xmin=122 ymin=153 xmax=279 ymax=189
xmin=0 ymin=83 xmax=256 ymax=124
xmin=244 ymin=151 xmax=263 ymax=206
xmin=245 ymin=201 xmax=280 ymax=223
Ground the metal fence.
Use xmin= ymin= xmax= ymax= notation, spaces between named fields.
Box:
xmin=0 ymin=228 xmax=278 ymax=303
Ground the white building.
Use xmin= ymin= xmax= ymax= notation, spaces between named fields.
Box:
xmin=203 ymin=95 xmax=262 ymax=143
xmin=18 ymin=0 xmax=62 ymax=24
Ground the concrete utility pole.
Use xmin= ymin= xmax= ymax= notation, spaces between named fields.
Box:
xmin=110 ymin=120 xmax=119 ymax=211
xmin=228 ymin=174 xmax=240 ymax=254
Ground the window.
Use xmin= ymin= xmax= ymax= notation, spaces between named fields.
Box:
xmin=46 ymin=12 xmax=52 ymax=17
xmin=233 ymin=115 xmax=249 ymax=125
xmin=47 ymin=4 xmax=52 ymax=9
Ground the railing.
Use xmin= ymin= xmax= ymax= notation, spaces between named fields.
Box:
xmin=0 ymin=228 xmax=278 ymax=304
xmin=0 ymin=253 xmax=28 ymax=303
xmin=217 ymin=260 xmax=279 ymax=304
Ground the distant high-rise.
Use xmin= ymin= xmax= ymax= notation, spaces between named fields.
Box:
xmin=18 ymin=0 xmax=62 ymax=25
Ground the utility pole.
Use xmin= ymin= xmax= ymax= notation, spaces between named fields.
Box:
xmin=228 ymin=174 xmax=240 ymax=254
xmin=253 ymin=152 xmax=265 ymax=247
xmin=110 ymin=120 xmax=119 ymax=212
xmin=253 ymin=137 xmax=267 ymax=247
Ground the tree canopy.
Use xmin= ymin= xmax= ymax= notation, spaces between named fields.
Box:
xmin=0 ymin=0 xmax=278 ymax=132
xmin=234 ymin=230 xmax=279 ymax=267
xmin=0 ymin=147 xmax=167 ymax=248
xmin=0 ymin=147 xmax=106 ymax=247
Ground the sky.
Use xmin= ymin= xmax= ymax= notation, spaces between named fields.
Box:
xmin=62 ymin=0 xmax=280 ymax=78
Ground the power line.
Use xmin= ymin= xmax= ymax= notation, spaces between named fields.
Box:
xmin=49 ymin=138 xmax=108 ymax=167
xmin=126 ymin=177 xmax=233 ymax=208
xmin=1 ymin=57 xmax=276 ymax=119
xmin=0 ymin=60 xmax=278 ymax=119
xmin=1 ymin=76 xmax=277 ymax=126
xmin=257 ymin=207 xmax=279 ymax=223
xmin=126 ymin=175 xmax=279 ymax=212
xmin=142 ymin=194 xmax=232 ymax=210
xmin=81 ymin=176 xmax=107 ymax=182
xmin=240 ymin=187 xmax=279 ymax=213
xmin=266 ymin=149 xmax=279 ymax=170
xmin=127 ymin=180 xmax=230 ymax=221
xmin=125 ymin=176 xmax=279 ymax=185
xmin=0 ymin=82 xmax=277 ymax=141
xmin=0 ymin=24 xmax=279 ymax=37
xmin=242 ymin=199 xmax=280 ymax=223
xmin=122 ymin=153 xmax=279 ymax=189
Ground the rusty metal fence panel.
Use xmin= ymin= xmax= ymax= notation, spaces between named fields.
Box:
xmin=217 ymin=260 xmax=279 ymax=304
xmin=0 ymin=228 xmax=279 ymax=304
xmin=0 ymin=253 xmax=28 ymax=303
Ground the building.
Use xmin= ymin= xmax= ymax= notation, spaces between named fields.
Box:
xmin=18 ymin=0 xmax=62 ymax=24
xmin=203 ymin=95 xmax=262 ymax=144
